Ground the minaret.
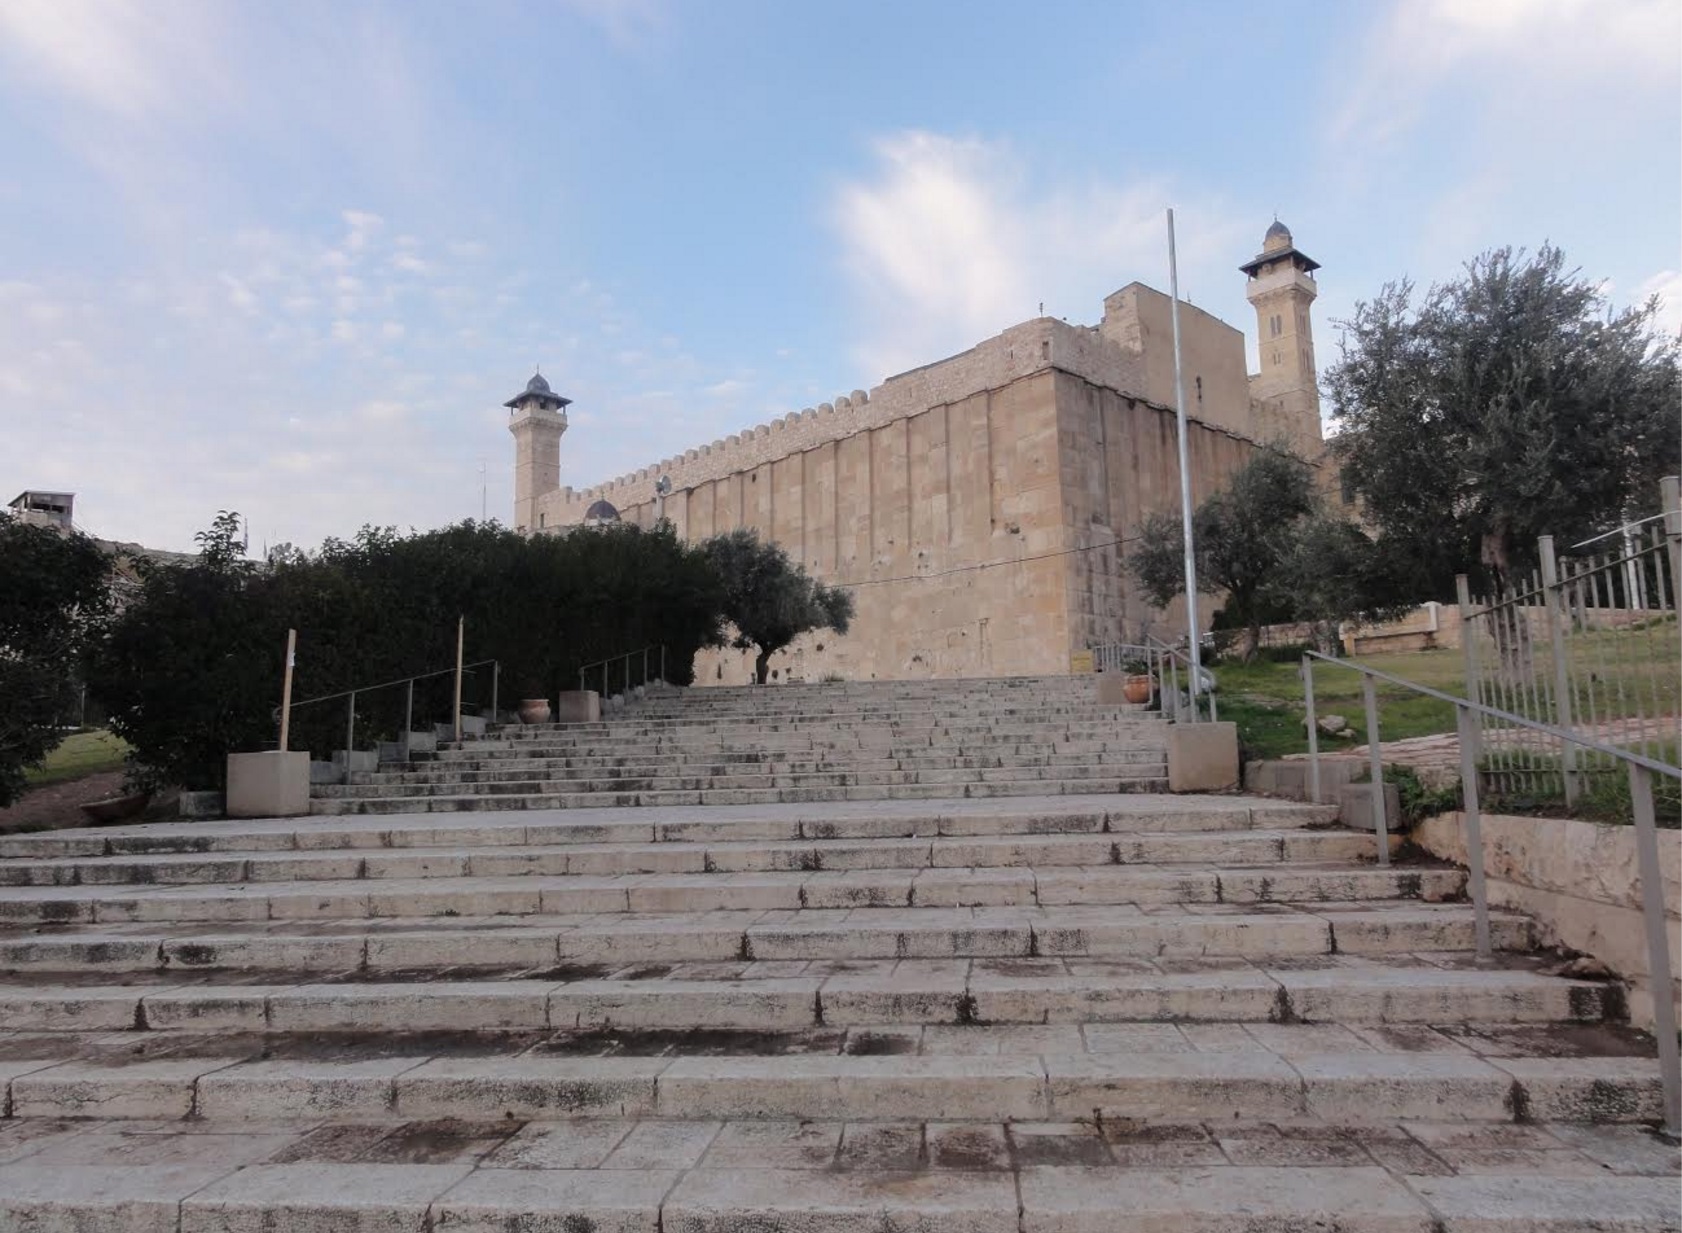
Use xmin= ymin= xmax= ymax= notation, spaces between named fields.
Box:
xmin=506 ymin=371 xmax=570 ymax=533
xmin=1241 ymin=221 xmax=1322 ymax=457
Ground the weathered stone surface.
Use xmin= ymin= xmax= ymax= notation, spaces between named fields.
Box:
xmin=433 ymin=1167 xmax=676 ymax=1233
xmin=0 ymin=1162 xmax=237 ymax=1233
xmin=1412 ymin=1174 xmax=1682 ymax=1232
xmin=1019 ymin=1164 xmax=1434 ymax=1231
xmin=181 ymin=1162 xmax=473 ymax=1233
xmin=662 ymin=1167 xmax=1019 ymax=1232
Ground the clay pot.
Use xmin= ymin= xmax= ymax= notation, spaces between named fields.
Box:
xmin=517 ymin=698 xmax=552 ymax=725
xmin=1122 ymin=675 xmax=1153 ymax=705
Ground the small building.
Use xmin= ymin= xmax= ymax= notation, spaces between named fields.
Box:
xmin=7 ymin=491 xmax=75 ymax=532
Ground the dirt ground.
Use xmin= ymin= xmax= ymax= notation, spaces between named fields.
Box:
xmin=0 ymin=771 xmax=176 ymax=834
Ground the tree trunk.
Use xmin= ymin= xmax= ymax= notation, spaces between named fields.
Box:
xmin=754 ymin=649 xmax=771 ymax=685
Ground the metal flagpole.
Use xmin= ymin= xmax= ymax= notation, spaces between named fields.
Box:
xmin=1167 ymin=208 xmax=1203 ymax=705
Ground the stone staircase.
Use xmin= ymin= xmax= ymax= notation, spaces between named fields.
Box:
xmin=0 ymin=678 xmax=1674 ymax=1229
xmin=312 ymin=675 xmax=1171 ymax=813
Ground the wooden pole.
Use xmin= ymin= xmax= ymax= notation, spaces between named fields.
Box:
xmin=453 ymin=616 xmax=465 ymax=743
xmin=278 ymin=629 xmax=297 ymax=751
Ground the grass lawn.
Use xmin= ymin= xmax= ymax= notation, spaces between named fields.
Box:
xmin=23 ymin=730 xmax=130 ymax=788
xmin=1213 ymin=648 xmax=1467 ymax=761
xmin=1213 ymin=627 xmax=1679 ymax=763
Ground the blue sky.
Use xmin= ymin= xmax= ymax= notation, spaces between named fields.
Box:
xmin=2 ymin=0 xmax=1677 ymax=553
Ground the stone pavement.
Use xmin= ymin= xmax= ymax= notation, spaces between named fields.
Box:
xmin=0 ymin=674 xmax=1674 ymax=1229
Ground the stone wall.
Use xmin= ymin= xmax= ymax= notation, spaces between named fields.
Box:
xmin=532 ymin=293 xmax=1278 ymax=683
xmin=1415 ymin=811 xmax=1682 ymax=1031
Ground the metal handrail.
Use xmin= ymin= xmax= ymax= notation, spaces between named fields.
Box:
xmin=287 ymin=659 xmax=500 ymax=756
xmin=578 ymin=645 xmax=667 ymax=698
xmin=1300 ymin=648 xmax=1680 ymax=1136
xmin=1147 ymin=635 xmax=1216 ymax=723
xmin=1089 ymin=639 xmax=1215 ymax=723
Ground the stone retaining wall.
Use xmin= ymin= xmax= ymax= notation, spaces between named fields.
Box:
xmin=1414 ymin=811 xmax=1681 ymax=1031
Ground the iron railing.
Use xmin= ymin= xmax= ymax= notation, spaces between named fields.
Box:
xmin=1455 ymin=484 xmax=1678 ymax=806
xmin=1300 ymin=649 xmax=1680 ymax=1136
xmin=288 ymin=660 xmax=499 ymax=755
xmin=578 ymin=645 xmax=667 ymax=699
xmin=1090 ymin=639 xmax=1216 ymax=722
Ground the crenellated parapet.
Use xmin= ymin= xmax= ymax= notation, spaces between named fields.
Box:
xmin=540 ymin=315 xmax=1163 ymax=525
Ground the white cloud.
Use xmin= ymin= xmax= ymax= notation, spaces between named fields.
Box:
xmin=1637 ymin=270 xmax=1682 ymax=337
xmin=331 ymin=319 xmax=358 ymax=343
xmin=392 ymin=252 xmax=430 ymax=275
xmin=0 ymin=0 xmax=224 ymax=119
xmin=381 ymin=321 xmax=407 ymax=341
xmin=1334 ymin=0 xmax=1679 ymax=148
xmin=834 ymin=131 xmax=1245 ymax=378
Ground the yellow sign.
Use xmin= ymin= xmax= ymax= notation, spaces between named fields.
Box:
xmin=1069 ymin=650 xmax=1094 ymax=674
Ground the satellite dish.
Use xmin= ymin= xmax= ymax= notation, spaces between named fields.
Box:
xmin=654 ymin=475 xmax=672 ymax=496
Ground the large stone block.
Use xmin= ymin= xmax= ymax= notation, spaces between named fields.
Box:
xmin=225 ymin=751 xmax=310 ymax=819
xmin=1165 ymin=722 xmax=1238 ymax=792
xmin=555 ymin=690 xmax=602 ymax=723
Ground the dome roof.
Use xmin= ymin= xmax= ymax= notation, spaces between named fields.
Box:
xmin=1265 ymin=219 xmax=1292 ymax=242
xmin=525 ymin=371 xmax=552 ymax=395
xmin=583 ymin=499 xmax=621 ymax=524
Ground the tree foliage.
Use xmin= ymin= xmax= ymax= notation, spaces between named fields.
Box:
xmin=702 ymin=529 xmax=855 ymax=684
xmin=1129 ymin=450 xmax=1405 ymax=659
xmin=0 ymin=514 xmax=113 ymax=805
xmin=1325 ymin=244 xmax=1680 ymax=593
xmin=88 ymin=515 xmax=728 ymax=792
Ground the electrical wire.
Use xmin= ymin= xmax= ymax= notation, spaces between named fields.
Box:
xmin=832 ymin=533 xmax=1141 ymax=589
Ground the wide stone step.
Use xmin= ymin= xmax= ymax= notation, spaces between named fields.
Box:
xmin=316 ymin=763 xmax=1163 ymax=799
xmin=0 ymin=1043 xmax=1661 ymax=1126
xmin=0 ymin=955 xmax=1609 ymax=1036
xmin=355 ymin=750 xmax=1170 ymax=785
xmin=0 ymin=836 xmax=1395 ymax=923
xmin=0 ymin=832 xmax=1421 ymax=892
xmin=0 ymin=797 xmax=1340 ymax=860
xmin=439 ymin=734 xmax=1164 ymax=759
xmin=0 ymin=867 xmax=1473 ymax=972
xmin=308 ymin=778 xmax=1185 ymax=813
xmin=0 ymin=1119 xmax=1671 ymax=1233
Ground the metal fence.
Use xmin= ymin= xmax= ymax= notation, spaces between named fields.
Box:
xmin=1457 ymin=479 xmax=1680 ymax=806
xmin=1300 ymin=649 xmax=1680 ymax=1137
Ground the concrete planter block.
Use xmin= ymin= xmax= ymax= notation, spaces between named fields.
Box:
xmin=1339 ymin=782 xmax=1401 ymax=832
xmin=225 ymin=751 xmax=310 ymax=819
xmin=405 ymin=730 xmax=437 ymax=754
xmin=333 ymin=750 xmax=378 ymax=774
xmin=459 ymin=715 xmax=488 ymax=738
xmin=308 ymin=760 xmax=342 ymax=785
xmin=1095 ymin=674 xmax=1128 ymax=705
xmin=555 ymin=691 xmax=602 ymax=724
xmin=176 ymin=790 xmax=224 ymax=819
xmin=1166 ymin=721 xmax=1239 ymax=792
xmin=376 ymin=741 xmax=405 ymax=764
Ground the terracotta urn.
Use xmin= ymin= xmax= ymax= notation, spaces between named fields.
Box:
xmin=1122 ymin=675 xmax=1153 ymax=705
xmin=517 ymin=698 xmax=552 ymax=725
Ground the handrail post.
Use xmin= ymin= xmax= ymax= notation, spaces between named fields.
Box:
xmin=1455 ymin=575 xmax=1484 ymax=769
xmin=490 ymin=662 xmax=499 ymax=724
xmin=1537 ymin=535 xmax=1578 ymax=804
xmin=452 ymin=616 xmax=465 ymax=744
xmin=642 ymin=647 xmax=649 ymax=686
xmin=1454 ymin=703 xmax=1493 ymax=961
xmin=624 ymin=653 xmax=630 ymax=697
xmin=661 ymin=645 xmax=666 ymax=683
xmin=1303 ymin=655 xmax=1320 ymax=803
xmin=1628 ymin=764 xmax=1681 ymax=1138
xmin=404 ymin=680 xmax=413 ymax=743
xmin=278 ymin=628 xmax=297 ymax=752
xmin=345 ymin=690 xmax=356 ymax=766
xmin=1362 ymin=674 xmax=1390 ymax=867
